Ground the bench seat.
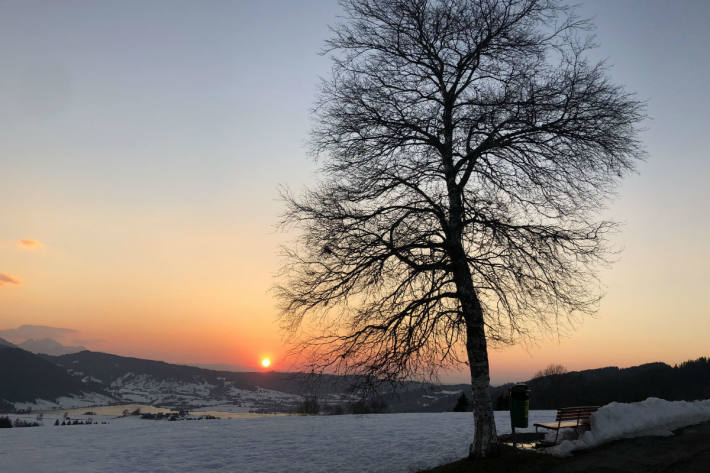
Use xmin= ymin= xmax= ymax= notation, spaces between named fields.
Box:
xmin=533 ymin=420 xmax=589 ymax=430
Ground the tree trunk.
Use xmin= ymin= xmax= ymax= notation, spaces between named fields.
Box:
xmin=449 ymin=237 xmax=499 ymax=458
xmin=466 ymin=316 xmax=499 ymax=458
xmin=441 ymin=91 xmax=498 ymax=458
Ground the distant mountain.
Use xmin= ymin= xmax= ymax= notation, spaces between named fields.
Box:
xmin=0 ymin=337 xmax=16 ymax=348
xmin=44 ymin=350 xmax=461 ymax=412
xmin=49 ymin=350 xmax=299 ymax=391
xmin=44 ymin=350 xmax=311 ymax=411
xmin=0 ymin=324 xmax=77 ymax=343
xmin=3 ymin=345 xmax=707 ymax=415
xmin=189 ymin=363 xmax=253 ymax=372
xmin=17 ymin=338 xmax=86 ymax=356
xmin=3 ymin=347 xmax=467 ymax=413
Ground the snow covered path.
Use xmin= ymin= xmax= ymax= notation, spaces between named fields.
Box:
xmin=0 ymin=411 xmax=554 ymax=473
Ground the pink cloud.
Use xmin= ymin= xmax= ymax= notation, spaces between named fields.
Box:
xmin=0 ymin=273 xmax=21 ymax=286
xmin=17 ymin=239 xmax=44 ymax=250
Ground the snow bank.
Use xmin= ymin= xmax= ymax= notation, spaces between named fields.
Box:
xmin=549 ymin=398 xmax=710 ymax=456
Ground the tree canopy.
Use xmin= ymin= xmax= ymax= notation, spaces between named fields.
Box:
xmin=278 ymin=0 xmax=644 ymax=457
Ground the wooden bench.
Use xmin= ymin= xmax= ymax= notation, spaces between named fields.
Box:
xmin=534 ymin=406 xmax=599 ymax=443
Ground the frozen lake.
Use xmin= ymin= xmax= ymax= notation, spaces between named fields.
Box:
xmin=0 ymin=410 xmax=556 ymax=473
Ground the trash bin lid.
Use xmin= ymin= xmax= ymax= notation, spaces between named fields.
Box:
xmin=510 ymin=383 xmax=529 ymax=399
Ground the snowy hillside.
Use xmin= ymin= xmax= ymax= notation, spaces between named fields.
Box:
xmin=0 ymin=346 xmax=109 ymax=410
xmin=106 ymin=372 xmax=304 ymax=412
xmin=3 ymin=349 xmax=464 ymax=413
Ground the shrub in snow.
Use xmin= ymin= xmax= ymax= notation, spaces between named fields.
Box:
xmin=13 ymin=418 xmax=40 ymax=427
xmin=296 ymin=397 xmax=320 ymax=415
xmin=452 ymin=392 xmax=471 ymax=412
xmin=549 ymin=397 xmax=710 ymax=456
xmin=0 ymin=416 xmax=12 ymax=428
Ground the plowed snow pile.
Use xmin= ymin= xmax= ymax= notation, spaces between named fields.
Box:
xmin=549 ymin=397 xmax=710 ymax=456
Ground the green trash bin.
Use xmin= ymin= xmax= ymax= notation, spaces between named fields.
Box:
xmin=510 ymin=384 xmax=529 ymax=428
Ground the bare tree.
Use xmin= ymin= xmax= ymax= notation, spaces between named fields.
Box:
xmin=534 ymin=363 xmax=568 ymax=379
xmin=277 ymin=0 xmax=644 ymax=458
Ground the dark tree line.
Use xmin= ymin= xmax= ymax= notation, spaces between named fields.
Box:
xmin=523 ymin=357 xmax=710 ymax=409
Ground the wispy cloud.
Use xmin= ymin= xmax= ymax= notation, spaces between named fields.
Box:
xmin=16 ymin=239 xmax=44 ymax=250
xmin=0 ymin=273 xmax=22 ymax=286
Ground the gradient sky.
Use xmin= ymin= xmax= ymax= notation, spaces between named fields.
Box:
xmin=1 ymin=0 xmax=708 ymax=384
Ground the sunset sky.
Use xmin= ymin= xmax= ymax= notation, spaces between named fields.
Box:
xmin=1 ymin=0 xmax=708 ymax=384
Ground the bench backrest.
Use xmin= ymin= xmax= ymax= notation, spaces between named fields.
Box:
xmin=555 ymin=406 xmax=599 ymax=422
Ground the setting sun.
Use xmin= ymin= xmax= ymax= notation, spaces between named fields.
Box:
xmin=261 ymin=358 xmax=271 ymax=368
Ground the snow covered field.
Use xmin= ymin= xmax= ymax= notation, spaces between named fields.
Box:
xmin=0 ymin=410 xmax=554 ymax=473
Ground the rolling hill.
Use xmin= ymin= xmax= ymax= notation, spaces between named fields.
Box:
xmin=0 ymin=346 xmax=109 ymax=406
xmin=2 ymin=344 xmax=708 ymax=414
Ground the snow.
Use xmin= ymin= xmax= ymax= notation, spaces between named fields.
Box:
xmin=13 ymin=393 xmax=116 ymax=411
xmin=0 ymin=410 xmax=555 ymax=473
xmin=549 ymin=398 xmax=710 ymax=456
xmin=192 ymin=404 xmax=254 ymax=413
xmin=81 ymin=375 xmax=103 ymax=384
xmin=12 ymin=399 xmax=59 ymax=411
xmin=95 ymin=373 xmax=304 ymax=411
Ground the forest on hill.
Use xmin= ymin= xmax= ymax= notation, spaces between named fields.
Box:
xmin=488 ymin=357 xmax=710 ymax=410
